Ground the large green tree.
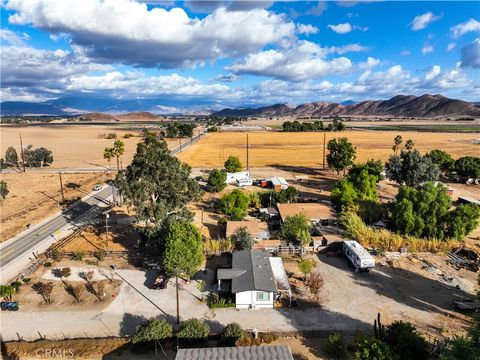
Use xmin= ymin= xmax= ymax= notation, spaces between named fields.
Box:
xmin=280 ymin=213 xmax=312 ymax=245
xmin=330 ymin=169 xmax=377 ymax=212
xmin=425 ymin=149 xmax=455 ymax=171
xmin=385 ymin=321 xmax=429 ymax=360
xmin=117 ymin=134 xmax=201 ymax=233
xmin=224 ymin=156 xmax=242 ymax=173
xmin=349 ymin=159 xmax=384 ymax=180
xmin=220 ymin=189 xmax=250 ymax=220
xmin=445 ymin=204 xmax=480 ymax=240
xmin=331 ymin=179 xmax=358 ymax=212
xmin=207 ymin=169 xmax=227 ymax=192
xmin=163 ymin=221 xmax=203 ymax=279
xmin=326 ymin=137 xmax=356 ymax=176
xmin=4 ymin=146 xmax=18 ymax=167
xmin=0 ymin=181 xmax=9 ymax=203
xmin=112 ymin=140 xmax=125 ymax=171
xmin=454 ymin=156 xmax=480 ymax=180
xmin=386 ymin=149 xmax=439 ymax=188
xmin=231 ymin=226 xmax=254 ymax=250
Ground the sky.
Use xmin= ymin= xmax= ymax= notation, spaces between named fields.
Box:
xmin=1 ymin=0 xmax=479 ymax=110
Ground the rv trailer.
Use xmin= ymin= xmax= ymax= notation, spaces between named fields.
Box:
xmin=343 ymin=240 xmax=375 ymax=272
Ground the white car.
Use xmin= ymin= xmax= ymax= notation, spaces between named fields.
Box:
xmin=92 ymin=185 xmax=102 ymax=191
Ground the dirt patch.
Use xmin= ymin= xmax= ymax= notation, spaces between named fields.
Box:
xmin=0 ymin=172 xmax=110 ymax=242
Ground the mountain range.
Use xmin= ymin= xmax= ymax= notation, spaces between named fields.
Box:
xmin=1 ymin=94 xmax=479 ymax=118
xmin=213 ymin=94 xmax=480 ymax=118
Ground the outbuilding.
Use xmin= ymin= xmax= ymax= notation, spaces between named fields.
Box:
xmin=226 ymin=220 xmax=270 ymax=241
xmin=277 ymin=203 xmax=337 ymax=225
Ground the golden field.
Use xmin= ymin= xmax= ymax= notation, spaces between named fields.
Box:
xmin=177 ymin=130 xmax=480 ymax=168
xmin=0 ymin=125 xmax=180 ymax=169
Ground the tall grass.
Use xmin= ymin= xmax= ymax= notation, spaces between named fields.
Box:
xmin=340 ymin=211 xmax=460 ymax=253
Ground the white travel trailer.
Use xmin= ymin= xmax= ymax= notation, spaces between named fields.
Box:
xmin=237 ymin=178 xmax=253 ymax=187
xmin=343 ymin=240 xmax=375 ymax=272
xmin=226 ymin=171 xmax=250 ymax=184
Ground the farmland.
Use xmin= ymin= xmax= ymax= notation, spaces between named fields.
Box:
xmin=177 ymin=130 xmax=479 ymax=168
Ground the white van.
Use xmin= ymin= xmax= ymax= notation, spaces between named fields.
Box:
xmin=237 ymin=178 xmax=253 ymax=187
xmin=343 ymin=240 xmax=375 ymax=272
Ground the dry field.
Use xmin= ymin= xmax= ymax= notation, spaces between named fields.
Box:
xmin=0 ymin=172 xmax=109 ymax=242
xmin=0 ymin=125 xmax=181 ymax=169
xmin=178 ymin=130 xmax=479 ymax=168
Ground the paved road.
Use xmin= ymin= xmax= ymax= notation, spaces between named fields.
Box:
xmin=0 ymin=186 xmax=113 ymax=270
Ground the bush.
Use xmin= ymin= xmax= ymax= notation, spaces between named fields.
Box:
xmin=220 ymin=189 xmax=250 ymax=220
xmin=22 ymin=278 xmax=31 ymax=284
xmin=123 ymin=133 xmax=135 ymax=139
xmin=177 ymin=319 xmax=209 ymax=339
xmin=224 ymin=155 xmax=242 ymax=173
xmin=355 ymin=337 xmax=393 ymax=360
xmin=305 ymin=271 xmax=323 ymax=295
xmin=208 ymin=292 xmax=235 ymax=308
xmin=131 ymin=318 xmax=173 ymax=344
xmin=232 ymin=226 xmax=254 ymax=250
xmin=207 ymin=169 xmax=227 ymax=192
xmin=11 ymin=281 xmax=22 ymax=290
xmin=207 ymin=126 xmax=218 ymax=132
xmin=93 ymin=249 xmax=106 ymax=261
xmin=72 ymin=251 xmax=85 ymax=261
xmin=106 ymin=133 xmax=117 ymax=139
xmin=325 ymin=333 xmax=347 ymax=360
xmin=61 ymin=267 xmax=72 ymax=278
xmin=44 ymin=261 xmax=52 ymax=268
xmin=385 ymin=321 xmax=429 ymax=360
xmin=222 ymin=322 xmax=243 ymax=341
xmin=50 ymin=249 xmax=62 ymax=262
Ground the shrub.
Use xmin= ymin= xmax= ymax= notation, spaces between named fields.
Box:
xmin=207 ymin=292 xmax=235 ymax=308
xmin=131 ymin=318 xmax=173 ymax=344
xmin=50 ymin=249 xmax=62 ymax=262
xmin=44 ymin=261 xmax=52 ymax=268
xmin=61 ymin=267 xmax=72 ymax=278
xmin=123 ymin=133 xmax=135 ymax=139
xmin=224 ymin=156 xmax=242 ymax=172
xmin=325 ymin=333 xmax=347 ymax=360
xmin=207 ymin=126 xmax=218 ymax=132
xmin=22 ymin=278 xmax=31 ymax=284
xmin=177 ymin=319 xmax=209 ymax=339
xmin=232 ymin=226 xmax=254 ymax=250
xmin=305 ymin=271 xmax=323 ymax=295
xmin=355 ymin=337 xmax=393 ymax=360
xmin=220 ymin=189 xmax=250 ymax=220
xmin=297 ymin=259 xmax=315 ymax=280
xmin=106 ymin=133 xmax=117 ymax=139
xmin=93 ymin=249 xmax=106 ymax=261
xmin=207 ymin=169 xmax=227 ymax=192
xmin=11 ymin=281 xmax=22 ymax=290
xmin=72 ymin=251 xmax=85 ymax=261
xmin=384 ymin=321 xmax=429 ymax=360
xmin=222 ymin=322 xmax=243 ymax=341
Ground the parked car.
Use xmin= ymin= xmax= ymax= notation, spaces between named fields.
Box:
xmin=92 ymin=184 xmax=103 ymax=191
xmin=1 ymin=302 xmax=19 ymax=311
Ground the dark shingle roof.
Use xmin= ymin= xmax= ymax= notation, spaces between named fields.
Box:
xmin=219 ymin=250 xmax=276 ymax=293
xmin=175 ymin=345 xmax=293 ymax=360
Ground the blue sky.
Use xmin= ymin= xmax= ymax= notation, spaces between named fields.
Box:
xmin=1 ymin=0 xmax=479 ymax=111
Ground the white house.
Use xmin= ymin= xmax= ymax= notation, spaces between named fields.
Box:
xmin=217 ymin=250 xmax=282 ymax=309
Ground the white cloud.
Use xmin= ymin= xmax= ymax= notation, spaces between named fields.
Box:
xmin=213 ymin=73 xmax=238 ymax=82
xmin=422 ymin=44 xmax=434 ymax=55
xmin=333 ymin=43 xmax=369 ymax=54
xmin=446 ymin=43 xmax=456 ymax=52
xmin=451 ymin=18 xmax=480 ymax=37
xmin=400 ymin=50 xmax=411 ymax=56
xmin=359 ymin=57 xmax=381 ymax=69
xmin=66 ymin=71 xmax=231 ymax=97
xmin=5 ymin=0 xmax=295 ymax=68
xmin=297 ymin=24 xmax=319 ymax=35
xmin=0 ymin=29 xmax=29 ymax=46
xmin=306 ymin=1 xmax=327 ymax=16
xmin=411 ymin=12 xmax=440 ymax=31
xmin=328 ymin=23 xmax=352 ymax=34
xmin=227 ymin=40 xmax=353 ymax=81
xmin=460 ymin=38 xmax=480 ymax=68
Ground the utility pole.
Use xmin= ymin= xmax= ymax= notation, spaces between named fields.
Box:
xmin=58 ymin=172 xmax=65 ymax=203
xmin=322 ymin=132 xmax=326 ymax=170
xmin=246 ymin=134 xmax=249 ymax=171
xmin=176 ymin=272 xmax=180 ymax=324
xmin=19 ymin=132 xmax=26 ymax=172
xmin=103 ymin=210 xmax=110 ymax=250
xmin=179 ymin=138 xmax=182 ymax=152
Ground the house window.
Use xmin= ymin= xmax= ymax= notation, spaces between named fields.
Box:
xmin=256 ymin=292 xmax=270 ymax=301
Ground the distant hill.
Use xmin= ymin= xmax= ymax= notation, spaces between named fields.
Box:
xmin=114 ymin=111 xmax=161 ymax=121
xmin=213 ymin=94 xmax=480 ymax=118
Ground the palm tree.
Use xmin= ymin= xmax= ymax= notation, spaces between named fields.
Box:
xmin=103 ymin=147 xmax=114 ymax=170
xmin=112 ymin=140 xmax=125 ymax=171
xmin=0 ymin=285 xmax=16 ymax=301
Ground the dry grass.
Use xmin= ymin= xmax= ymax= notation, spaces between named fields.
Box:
xmin=177 ymin=130 xmax=479 ymax=168
xmin=0 ymin=172 xmax=109 ymax=242
xmin=0 ymin=125 xmax=180 ymax=169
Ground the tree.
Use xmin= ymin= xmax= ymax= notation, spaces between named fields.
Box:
xmin=325 ymin=333 xmax=347 ymax=360
xmin=355 ymin=338 xmax=393 ymax=360
xmin=298 ymin=259 xmax=315 ymax=280
xmin=349 ymin=159 xmax=384 ymax=180
xmin=103 ymin=147 xmax=114 ymax=170
xmin=327 ymin=137 xmax=356 ymax=176
xmin=5 ymin=146 xmax=18 ymax=167
xmin=65 ymin=283 xmax=84 ymax=302
xmin=112 ymin=140 xmax=125 ymax=171
xmin=425 ymin=149 xmax=455 ymax=171
xmin=305 ymin=271 xmax=323 ymax=295
xmin=384 ymin=321 xmax=429 ymax=360
xmin=331 ymin=180 xmax=358 ymax=212
xmin=23 ymin=146 xmax=54 ymax=167
xmin=61 ymin=267 xmax=72 ymax=279
xmin=163 ymin=221 xmax=203 ymax=279
xmin=32 ymin=281 xmax=54 ymax=303
xmin=131 ymin=318 xmax=173 ymax=344
xmin=405 ymin=139 xmax=414 ymax=150
xmin=224 ymin=155 xmax=242 ymax=172
xmin=0 ymin=158 xmax=6 ymax=171
xmin=280 ymin=213 xmax=311 ymax=245
xmin=285 ymin=186 xmax=299 ymax=203
xmin=454 ymin=156 xmax=480 ymax=180
xmin=220 ymin=189 xmax=250 ymax=220
xmin=348 ymin=169 xmax=377 ymax=201
xmin=207 ymin=169 xmax=227 ymax=192
xmin=177 ymin=318 xmax=209 ymax=339
xmin=0 ymin=285 xmax=16 ymax=301
xmin=232 ymin=226 xmax=254 ymax=250
xmin=0 ymin=181 xmax=9 ymax=203
xmin=392 ymin=135 xmax=402 ymax=155
xmin=385 ymin=149 xmax=439 ymax=188
xmin=116 ymin=134 xmax=201 ymax=242
xmin=445 ymin=204 xmax=480 ymax=240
